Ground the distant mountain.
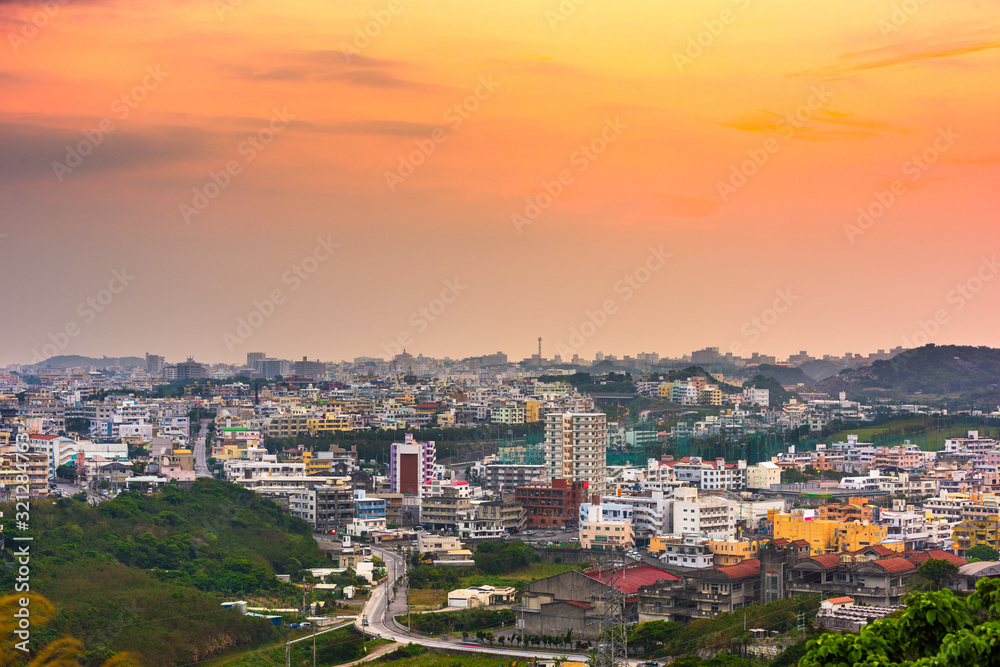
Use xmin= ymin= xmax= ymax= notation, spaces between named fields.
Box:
xmin=27 ymin=355 xmax=145 ymax=369
xmin=813 ymin=345 xmax=1000 ymax=404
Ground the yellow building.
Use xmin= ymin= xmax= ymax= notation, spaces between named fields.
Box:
xmin=306 ymin=412 xmax=352 ymax=435
xmin=707 ymin=538 xmax=768 ymax=566
xmin=657 ymin=383 xmax=673 ymax=398
xmin=953 ymin=518 xmax=1000 ymax=555
xmin=771 ymin=512 xmax=887 ymax=555
xmin=700 ymin=387 xmax=723 ymax=406
xmin=524 ymin=400 xmax=542 ymax=423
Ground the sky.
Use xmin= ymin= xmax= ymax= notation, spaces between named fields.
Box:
xmin=0 ymin=0 xmax=998 ymax=366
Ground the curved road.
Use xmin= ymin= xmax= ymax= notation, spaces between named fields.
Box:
xmin=357 ymin=546 xmax=590 ymax=661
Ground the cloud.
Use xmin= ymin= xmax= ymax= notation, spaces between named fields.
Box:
xmin=225 ymin=51 xmax=431 ymax=89
xmin=0 ymin=122 xmax=210 ymax=181
xmin=711 ymin=108 xmax=915 ymax=141
xmin=798 ymin=38 xmax=1000 ymax=80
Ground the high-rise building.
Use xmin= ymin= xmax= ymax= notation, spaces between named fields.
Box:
xmin=261 ymin=358 xmax=291 ymax=379
xmin=175 ymin=357 xmax=207 ymax=380
xmin=293 ymin=356 xmax=326 ymax=379
xmin=247 ymin=352 xmax=265 ymax=370
xmin=389 ymin=433 xmax=437 ymax=497
xmin=544 ymin=411 xmax=607 ymax=497
xmin=145 ymin=353 xmax=164 ymax=373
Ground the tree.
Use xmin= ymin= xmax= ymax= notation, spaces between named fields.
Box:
xmin=800 ymin=579 xmax=1000 ymax=667
xmin=783 ymin=467 xmax=807 ymax=484
xmin=918 ymin=558 xmax=959 ymax=590
xmin=966 ymin=545 xmax=1000 ymax=562
xmin=56 ymin=463 xmax=77 ymax=480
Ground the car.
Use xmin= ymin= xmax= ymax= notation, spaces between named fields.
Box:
xmin=300 ymin=622 xmax=311 ymax=629
xmin=288 ymin=623 xmax=300 ymax=629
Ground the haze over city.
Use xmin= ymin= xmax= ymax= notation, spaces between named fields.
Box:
xmin=2 ymin=0 xmax=999 ymax=366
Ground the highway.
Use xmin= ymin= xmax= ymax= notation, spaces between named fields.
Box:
xmin=357 ymin=545 xmax=590 ymax=661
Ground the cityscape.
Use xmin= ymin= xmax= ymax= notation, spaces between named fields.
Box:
xmin=2 ymin=1 xmax=1000 ymax=667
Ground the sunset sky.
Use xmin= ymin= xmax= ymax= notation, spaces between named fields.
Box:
xmin=1 ymin=0 xmax=998 ymax=365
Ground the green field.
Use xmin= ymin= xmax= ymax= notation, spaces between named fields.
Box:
xmin=825 ymin=416 xmax=996 ymax=451
xmin=456 ymin=561 xmax=583 ymax=589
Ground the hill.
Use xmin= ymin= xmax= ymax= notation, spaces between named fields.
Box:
xmin=814 ymin=345 xmax=1000 ymax=404
xmin=737 ymin=364 xmax=814 ymax=386
xmin=27 ymin=355 xmax=146 ymax=369
xmin=747 ymin=375 xmax=800 ymax=407
xmin=0 ymin=479 xmax=330 ymax=667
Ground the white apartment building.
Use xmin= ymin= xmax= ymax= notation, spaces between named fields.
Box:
xmin=655 ymin=534 xmax=716 ymax=568
xmin=672 ymin=487 xmax=736 ymax=539
xmin=665 ymin=456 xmax=746 ymax=491
xmin=592 ymin=489 xmax=676 ymax=535
xmin=945 ymin=431 xmax=998 ymax=456
xmin=544 ymin=411 xmax=608 ymax=496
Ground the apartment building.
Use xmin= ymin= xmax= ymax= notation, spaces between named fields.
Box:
xmin=515 ymin=478 xmax=590 ymax=529
xmin=672 ymin=486 xmax=736 ymax=539
xmin=746 ymin=462 xmax=781 ymax=490
xmin=476 ymin=495 xmax=526 ymax=532
xmin=661 ymin=456 xmax=746 ymax=491
xmin=483 ymin=463 xmax=546 ymax=494
xmin=650 ymin=534 xmax=716 ymax=568
xmin=389 ymin=434 xmax=436 ymax=497
xmin=707 ymin=538 xmax=767 ymax=566
xmin=579 ymin=504 xmax=634 ymax=550
xmin=771 ymin=511 xmax=888 ymax=555
xmin=419 ymin=482 xmax=473 ymax=531
xmin=263 ymin=413 xmax=310 ymax=438
xmin=945 ymin=431 xmax=998 ymax=456
xmin=543 ymin=411 xmax=607 ymax=497
xmin=288 ymin=483 xmax=355 ymax=533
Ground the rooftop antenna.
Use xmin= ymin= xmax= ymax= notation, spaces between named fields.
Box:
xmin=538 ymin=337 xmax=542 ymax=358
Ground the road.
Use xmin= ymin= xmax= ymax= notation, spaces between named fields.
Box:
xmin=193 ymin=418 xmax=213 ymax=477
xmin=357 ymin=546 xmax=590 ymax=662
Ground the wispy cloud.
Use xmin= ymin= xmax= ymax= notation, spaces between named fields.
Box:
xmin=225 ymin=51 xmax=432 ymax=89
xmin=711 ymin=108 xmax=915 ymax=141
xmin=798 ymin=37 xmax=1000 ymax=80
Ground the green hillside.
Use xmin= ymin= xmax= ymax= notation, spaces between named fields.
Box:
xmin=0 ymin=479 xmax=330 ymax=667
xmin=815 ymin=345 xmax=1000 ymax=405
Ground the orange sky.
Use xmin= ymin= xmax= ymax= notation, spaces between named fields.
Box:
xmin=1 ymin=0 xmax=998 ymax=365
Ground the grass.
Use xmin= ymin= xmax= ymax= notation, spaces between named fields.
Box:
xmin=409 ymin=588 xmax=448 ymax=609
xmin=375 ymin=649 xmax=528 ymax=667
xmin=209 ymin=624 xmax=391 ymax=667
xmin=824 ymin=416 xmax=992 ymax=451
xmin=456 ymin=561 xmax=583 ymax=589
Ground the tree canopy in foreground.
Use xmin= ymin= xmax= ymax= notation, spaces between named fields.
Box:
xmin=800 ymin=578 xmax=1000 ymax=667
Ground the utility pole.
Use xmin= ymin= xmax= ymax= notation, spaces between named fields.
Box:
xmin=285 ymin=641 xmax=290 ymax=667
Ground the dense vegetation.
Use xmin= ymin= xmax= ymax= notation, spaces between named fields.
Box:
xmin=800 ymin=578 xmax=1000 ymax=667
xmin=746 ymin=375 xmax=801 ymax=407
xmin=817 ymin=344 xmax=1000 ymax=405
xmin=408 ymin=541 xmax=540 ymax=590
xmin=399 ymin=608 xmax=515 ymax=635
xmin=0 ymin=479 xmax=330 ymax=667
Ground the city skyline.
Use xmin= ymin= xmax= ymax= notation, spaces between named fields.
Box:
xmin=2 ymin=0 xmax=998 ymax=366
